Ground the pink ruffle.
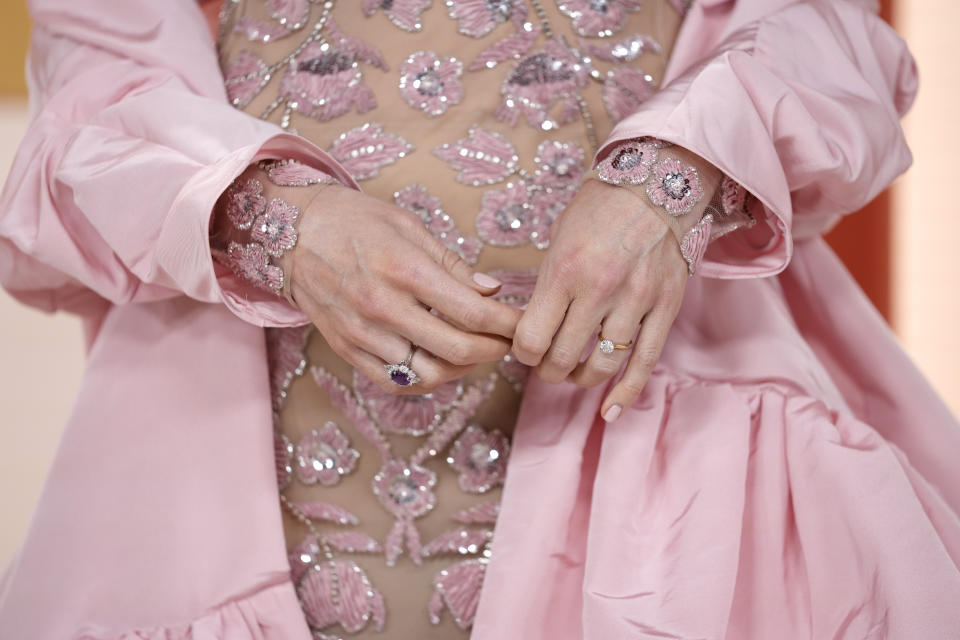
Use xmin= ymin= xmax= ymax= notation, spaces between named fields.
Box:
xmin=75 ymin=581 xmax=310 ymax=639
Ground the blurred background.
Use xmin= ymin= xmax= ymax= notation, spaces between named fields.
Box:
xmin=1 ymin=2 xmax=958 ymax=566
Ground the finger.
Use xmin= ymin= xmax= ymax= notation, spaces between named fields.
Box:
xmin=402 ymin=213 xmax=503 ymax=296
xmin=398 ymin=254 xmax=521 ymax=339
xmin=512 ymin=284 xmax=571 ymax=367
xmin=568 ymin=296 xmax=649 ymax=388
xmin=337 ymin=314 xmax=475 ymax=392
xmin=600 ymin=301 xmax=676 ymax=422
xmin=536 ymin=298 xmax=606 ymax=384
xmin=391 ymin=304 xmax=513 ymax=366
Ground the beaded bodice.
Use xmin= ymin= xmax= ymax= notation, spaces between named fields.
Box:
xmin=217 ymin=1 xmax=686 ymax=637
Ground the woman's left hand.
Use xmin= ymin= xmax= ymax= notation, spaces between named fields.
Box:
xmin=512 ymin=177 xmax=691 ymax=422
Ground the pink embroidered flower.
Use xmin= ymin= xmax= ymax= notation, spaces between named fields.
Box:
xmin=363 ymin=0 xmax=432 ymax=31
xmin=433 ymin=126 xmax=519 ymax=186
xmin=224 ymin=178 xmax=265 ymax=230
xmin=394 ymin=184 xmax=482 ymax=264
xmin=596 ymin=138 xmax=659 ymax=184
xmin=298 ymin=559 xmax=386 ymax=633
xmin=475 ymin=181 xmax=538 ymax=246
xmin=223 ymin=51 xmax=270 ymax=108
xmin=533 ymin=140 xmax=585 ymax=189
xmin=227 ymin=242 xmax=283 ymax=293
xmin=354 ymin=368 xmax=460 ymax=436
xmin=602 ymin=67 xmax=656 ymax=122
xmin=275 ymin=432 xmax=294 ymax=490
xmin=295 ymin=422 xmax=360 ymax=486
xmin=373 ymin=460 xmax=437 ymax=518
xmin=646 ymin=156 xmax=705 ymax=216
xmin=251 ymin=198 xmax=300 ymax=257
xmin=496 ymin=39 xmax=591 ymax=129
xmin=446 ymin=0 xmax=514 ymax=37
xmin=556 ymin=0 xmax=644 ymax=38
xmin=399 ymin=50 xmax=464 ymax=116
xmin=447 ymin=425 xmax=510 ymax=493
xmin=428 ymin=558 xmax=488 ymax=629
xmin=279 ymin=21 xmax=386 ymax=122
xmin=329 ymin=123 xmax=413 ymax=181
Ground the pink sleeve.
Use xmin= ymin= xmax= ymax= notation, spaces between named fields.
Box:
xmin=0 ymin=0 xmax=357 ymax=326
xmin=595 ymin=0 xmax=918 ymax=279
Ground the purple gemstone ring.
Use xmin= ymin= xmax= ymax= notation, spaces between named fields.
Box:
xmin=385 ymin=346 xmax=421 ymax=387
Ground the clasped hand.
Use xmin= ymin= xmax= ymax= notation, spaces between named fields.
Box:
xmin=287 ymin=178 xmax=688 ymax=418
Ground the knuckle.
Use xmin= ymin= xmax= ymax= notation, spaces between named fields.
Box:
xmin=456 ymin=302 xmax=488 ymax=330
xmin=591 ymin=262 xmax=628 ymax=297
xmin=620 ymin=377 xmax=647 ymax=398
xmin=441 ymin=341 xmax=474 ymax=366
xmin=515 ymin=329 xmax=549 ymax=358
xmin=547 ymin=344 xmax=580 ymax=371
xmin=633 ymin=346 xmax=661 ymax=372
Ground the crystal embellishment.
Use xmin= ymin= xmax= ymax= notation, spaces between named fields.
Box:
xmin=399 ymin=51 xmax=465 ymax=116
xmin=595 ymin=139 xmax=659 ymax=184
xmin=646 ymin=156 xmax=705 ymax=216
xmin=295 ymin=422 xmax=360 ymax=486
xmin=599 ymin=338 xmax=615 ymax=354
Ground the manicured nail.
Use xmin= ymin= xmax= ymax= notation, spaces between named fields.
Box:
xmin=603 ymin=404 xmax=622 ymax=422
xmin=472 ymin=272 xmax=502 ymax=289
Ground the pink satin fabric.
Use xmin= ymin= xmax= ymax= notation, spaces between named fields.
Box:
xmin=1 ymin=0 xmax=958 ymax=638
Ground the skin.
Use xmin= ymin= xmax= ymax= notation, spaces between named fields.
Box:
xmin=225 ymin=153 xmax=717 ymax=417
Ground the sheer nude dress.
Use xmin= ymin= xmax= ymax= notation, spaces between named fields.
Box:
xmin=216 ymin=1 xmax=684 ymax=636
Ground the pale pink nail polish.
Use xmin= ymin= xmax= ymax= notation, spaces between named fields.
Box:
xmin=472 ymin=272 xmax=502 ymax=289
xmin=603 ymin=404 xmax=622 ymax=422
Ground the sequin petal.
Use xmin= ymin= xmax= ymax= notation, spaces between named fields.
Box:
xmin=329 ymin=123 xmax=413 ymax=181
xmin=603 ymin=67 xmax=657 ymax=122
xmin=447 ymin=424 xmax=510 ymax=493
xmin=224 ymin=51 xmax=270 ymax=108
xmin=434 ymin=126 xmax=519 ymax=185
xmin=428 ymin=559 xmax=487 ymax=629
xmin=298 ymin=560 xmax=386 ymax=633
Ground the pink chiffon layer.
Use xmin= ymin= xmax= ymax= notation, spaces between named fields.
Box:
xmin=0 ymin=0 xmax=958 ymax=638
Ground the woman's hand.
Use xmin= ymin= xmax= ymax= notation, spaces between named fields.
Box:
xmin=281 ymin=183 xmax=522 ymax=395
xmin=512 ymin=177 xmax=693 ymax=420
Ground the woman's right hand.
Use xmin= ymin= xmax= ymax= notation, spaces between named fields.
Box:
xmin=281 ymin=183 xmax=521 ymax=394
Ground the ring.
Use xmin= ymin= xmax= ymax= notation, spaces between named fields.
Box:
xmin=598 ymin=332 xmax=634 ymax=355
xmin=385 ymin=345 xmax=421 ymax=386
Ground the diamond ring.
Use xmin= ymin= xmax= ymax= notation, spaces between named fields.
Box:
xmin=385 ymin=345 xmax=421 ymax=386
xmin=598 ymin=332 xmax=634 ymax=355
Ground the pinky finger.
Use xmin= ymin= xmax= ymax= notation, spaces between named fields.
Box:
xmin=600 ymin=302 xmax=675 ymax=422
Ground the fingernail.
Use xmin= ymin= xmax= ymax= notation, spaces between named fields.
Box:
xmin=472 ymin=272 xmax=502 ymax=289
xmin=603 ymin=404 xmax=622 ymax=422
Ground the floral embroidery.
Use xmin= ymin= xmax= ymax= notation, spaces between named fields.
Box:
xmin=602 ymin=66 xmax=656 ymax=122
xmin=496 ymin=38 xmax=591 ymax=130
xmin=260 ymin=158 xmax=340 ymax=187
xmin=251 ymin=197 xmax=300 ymax=256
xmin=279 ymin=20 xmax=387 ymax=123
xmin=227 ymin=242 xmax=284 ymax=293
xmin=465 ymin=3 xmax=540 ymax=71
xmin=476 ymin=181 xmax=543 ymax=246
xmin=295 ymin=422 xmax=360 ymax=486
xmin=299 ymin=558 xmax=387 ymax=633
xmin=533 ymin=140 xmax=585 ymax=188
xmin=679 ymin=212 xmax=713 ymax=276
xmin=421 ymin=527 xmax=493 ymax=557
xmin=399 ymin=50 xmax=465 ymax=116
xmin=721 ymin=175 xmax=747 ymax=217
xmin=354 ymin=368 xmax=461 ymax=436
xmin=451 ymin=500 xmax=501 ymax=524
xmin=646 ymin=156 xmax=705 ymax=216
xmin=429 ymin=558 xmax=489 ymax=629
xmin=433 ymin=126 xmax=519 ymax=186
xmin=234 ymin=0 xmax=311 ymax=43
xmin=579 ymin=33 xmax=661 ymax=63
xmin=329 ymin=123 xmax=413 ymax=180
xmin=275 ymin=432 xmax=294 ymax=489
xmin=266 ymin=326 xmax=310 ymax=412
xmin=394 ymin=184 xmax=483 ymax=264
xmin=447 ymin=425 xmax=510 ymax=492
xmin=556 ymin=0 xmax=644 ymax=38
xmin=445 ymin=0 xmax=515 ymax=37
xmin=224 ymin=177 xmax=266 ymax=230
xmin=223 ymin=51 xmax=271 ymax=109
xmin=595 ymin=138 xmax=659 ymax=184
xmin=363 ymin=0 xmax=433 ymax=31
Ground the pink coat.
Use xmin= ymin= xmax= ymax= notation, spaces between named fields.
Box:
xmin=2 ymin=0 xmax=958 ymax=638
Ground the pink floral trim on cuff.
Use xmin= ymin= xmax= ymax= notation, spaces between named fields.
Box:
xmin=227 ymin=241 xmax=284 ymax=294
xmin=259 ymin=159 xmax=340 ymax=187
xmin=251 ymin=198 xmax=300 ymax=257
xmin=225 ymin=178 xmax=266 ymax=230
xmin=646 ymin=156 xmax=705 ymax=216
xmin=595 ymin=139 xmax=659 ymax=184
xmin=679 ymin=214 xmax=713 ymax=276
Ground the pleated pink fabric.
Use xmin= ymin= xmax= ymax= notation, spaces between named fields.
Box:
xmin=0 ymin=0 xmax=957 ymax=638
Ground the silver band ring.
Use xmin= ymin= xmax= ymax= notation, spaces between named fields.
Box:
xmin=385 ymin=344 xmax=421 ymax=386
